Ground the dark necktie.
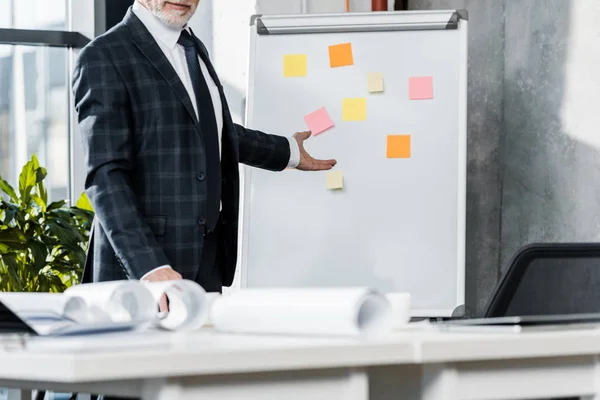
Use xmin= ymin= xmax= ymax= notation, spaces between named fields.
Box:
xmin=178 ymin=30 xmax=221 ymax=232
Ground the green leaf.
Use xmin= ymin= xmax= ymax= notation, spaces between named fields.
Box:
xmin=49 ymin=209 xmax=73 ymax=222
xmin=29 ymin=240 xmax=48 ymax=274
xmin=40 ymin=234 xmax=59 ymax=247
xmin=0 ymin=243 xmax=10 ymax=254
xmin=46 ymin=220 xmax=81 ymax=247
xmin=44 ymin=272 xmax=67 ymax=292
xmin=0 ymin=177 xmax=18 ymax=203
xmin=31 ymin=195 xmax=46 ymax=212
xmin=1 ymin=253 xmax=22 ymax=291
xmin=35 ymin=166 xmax=47 ymax=184
xmin=70 ymin=207 xmax=94 ymax=223
xmin=76 ymin=192 xmax=94 ymax=212
xmin=70 ymin=247 xmax=86 ymax=268
xmin=1 ymin=203 xmax=19 ymax=226
xmin=50 ymin=246 xmax=69 ymax=260
xmin=49 ymin=261 xmax=78 ymax=275
xmin=37 ymin=274 xmax=48 ymax=292
xmin=31 ymin=154 xmax=40 ymax=170
xmin=18 ymin=157 xmax=38 ymax=206
xmin=0 ymin=228 xmax=28 ymax=249
xmin=40 ymin=183 xmax=48 ymax=208
xmin=47 ymin=200 xmax=67 ymax=211
xmin=34 ymin=164 xmax=48 ymax=210
xmin=0 ymin=271 xmax=8 ymax=291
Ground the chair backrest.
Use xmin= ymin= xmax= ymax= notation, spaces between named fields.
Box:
xmin=484 ymin=243 xmax=600 ymax=318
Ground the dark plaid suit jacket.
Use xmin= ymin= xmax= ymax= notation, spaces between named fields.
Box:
xmin=72 ymin=8 xmax=290 ymax=286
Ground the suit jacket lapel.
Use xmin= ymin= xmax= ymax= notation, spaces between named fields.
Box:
xmin=190 ymin=31 xmax=222 ymax=87
xmin=123 ymin=8 xmax=199 ymax=127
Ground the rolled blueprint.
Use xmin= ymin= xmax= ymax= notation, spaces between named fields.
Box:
xmin=64 ymin=280 xmax=156 ymax=324
xmin=0 ymin=292 xmax=88 ymax=323
xmin=211 ymin=288 xmax=393 ymax=337
xmin=144 ymin=280 xmax=210 ymax=331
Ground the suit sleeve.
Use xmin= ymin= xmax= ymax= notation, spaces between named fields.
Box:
xmin=234 ymin=123 xmax=291 ymax=171
xmin=72 ymin=45 xmax=170 ymax=279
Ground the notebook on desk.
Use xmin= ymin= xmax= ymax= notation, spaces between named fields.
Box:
xmin=0 ymin=300 xmax=137 ymax=337
xmin=437 ymin=313 xmax=600 ymax=333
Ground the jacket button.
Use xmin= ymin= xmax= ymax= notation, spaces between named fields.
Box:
xmin=197 ymin=173 xmax=206 ymax=181
xmin=198 ymin=217 xmax=207 ymax=226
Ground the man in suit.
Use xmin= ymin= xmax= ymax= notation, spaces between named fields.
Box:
xmin=72 ymin=0 xmax=336 ymax=310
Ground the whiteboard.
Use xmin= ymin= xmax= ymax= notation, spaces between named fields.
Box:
xmin=239 ymin=10 xmax=468 ymax=318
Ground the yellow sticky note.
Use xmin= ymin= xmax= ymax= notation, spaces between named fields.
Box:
xmin=368 ymin=72 xmax=384 ymax=93
xmin=326 ymin=170 xmax=344 ymax=190
xmin=342 ymin=98 xmax=367 ymax=121
xmin=283 ymin=54 xmax=307 ymax=77
xmin=387 ymin=135 xmax=411 ymax=158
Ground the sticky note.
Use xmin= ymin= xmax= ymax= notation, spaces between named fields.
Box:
xmin=329 ymin=43 xmax=354 ymax=68
xmin=284 ymin=54 xmax=307 ymax=77
xmin=326 ymin=170 xmax=344 ymax=190
xmin=342 ymin=98 xmax=367 ymax=121
xmin=304 ymin=107 xmax=334 ymax=136
xmin=409 ymin=76 xmax=433 ymax=100
xmin=387 ymin=135 xmax=411 ymax=158
xmin=368 ymin=72 xmax=384 ymax=93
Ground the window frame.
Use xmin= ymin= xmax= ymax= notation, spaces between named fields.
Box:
xmin=0 ymin=28 xmax=90 ymax=48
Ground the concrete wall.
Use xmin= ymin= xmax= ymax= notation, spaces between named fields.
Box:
xmin=409 ymin=0 xmax=600 ymax=316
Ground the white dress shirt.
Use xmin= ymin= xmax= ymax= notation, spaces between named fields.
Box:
xmin=132 ymin=2 xmax=300 ymax=280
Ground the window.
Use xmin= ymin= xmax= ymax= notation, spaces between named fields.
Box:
xmin=0 ymin=0 xmax=67 ymax=30
xmin=0 ymin=44 xmax=68 ymax=201
xmin=0 ymin=0 xmax=88 ymax=204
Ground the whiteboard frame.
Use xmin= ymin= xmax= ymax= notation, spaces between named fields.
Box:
xmin=237 ymin=10 xmax=468 ymax=319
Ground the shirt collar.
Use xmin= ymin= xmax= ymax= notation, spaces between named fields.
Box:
xmin=132 ymin=1 xmax=188 ymax=50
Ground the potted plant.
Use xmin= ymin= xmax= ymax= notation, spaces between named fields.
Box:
xmin=0 ymin=154 xmax=94 ymax=292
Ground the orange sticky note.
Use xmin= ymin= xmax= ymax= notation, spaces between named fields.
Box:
xmin=409 ymin=76 xmax=433 ymax=100
xmin=329 ymin=43 xmax=354 ymax=68
xmin=387 ymin=135 xmax=411 ymax=158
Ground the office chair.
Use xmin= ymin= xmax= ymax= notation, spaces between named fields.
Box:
xmin=484 ymin=242 xmax=600 ymax=318
xmin=483 ymin=242 xmax=600 ymax=400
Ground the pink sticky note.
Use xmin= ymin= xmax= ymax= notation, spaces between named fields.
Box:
xmin=409 ymin=76 xmax=433 ymax=100
xmin=304 ymin=107 xmax=334 ymax=136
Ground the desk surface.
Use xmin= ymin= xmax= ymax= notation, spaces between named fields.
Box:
xmin=2 ymin=327 xmax=600 ymax=383
xmin=415 ymin=328 xmax=600 ymax=362
xmin=0 ymin=330 xmax=415 ymax=382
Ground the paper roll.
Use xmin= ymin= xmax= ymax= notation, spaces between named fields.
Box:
xmin=386 ymin=292 xmax=412 ymax=328
xmin=64 ymin=280 xmax=156 ymax=324
xmin=211 ymin=288 xmax=393 ymax=337
xmin=144 ymin=280 xmax=210 ymax=331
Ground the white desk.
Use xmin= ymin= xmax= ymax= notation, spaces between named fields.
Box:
xmin=1 ymin=327 xmax=600 ymax=400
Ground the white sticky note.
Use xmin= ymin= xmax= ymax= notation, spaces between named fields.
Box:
xmin=326 ymin=170 xmax=344 ymax=190
xmin=368 ymin=72 xmax=384 ymax=93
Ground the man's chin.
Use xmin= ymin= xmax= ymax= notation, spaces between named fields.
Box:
xmin=156 ymin=10 xmax=193 ymax=28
